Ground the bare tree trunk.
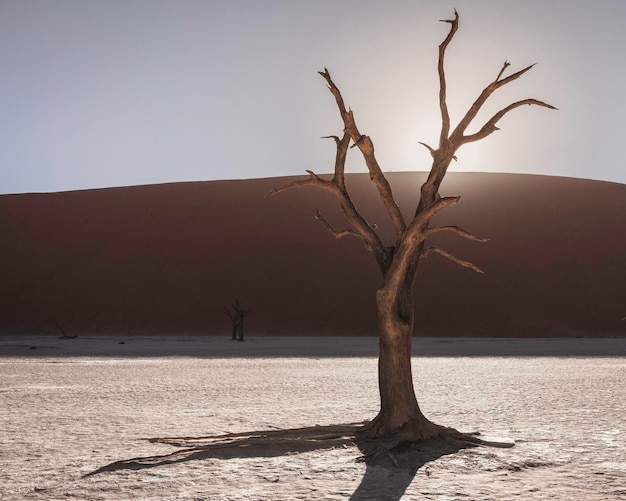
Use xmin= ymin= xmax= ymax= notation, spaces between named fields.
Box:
xmin=231 ymin=321 xmax=239 ymax=341
xmin=367 ymin=271 xmax=440 ymax=441
xmin=237 ymin=319 xmax=244 ymax=342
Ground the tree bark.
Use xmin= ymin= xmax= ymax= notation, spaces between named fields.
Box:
xmin=367 ymin=267 xmax=440 ymax=442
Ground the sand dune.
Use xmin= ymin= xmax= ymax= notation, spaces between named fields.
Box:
xmin=0 ymin=172 xmax=624 ymax=337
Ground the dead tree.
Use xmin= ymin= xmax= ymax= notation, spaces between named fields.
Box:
xmin=55 ymin=323 xmax=77 ymax=339
xmin=267 ymin=10 xmax=555 ymax=446
xmin=224 ymin=299 xmax=249 ymax=342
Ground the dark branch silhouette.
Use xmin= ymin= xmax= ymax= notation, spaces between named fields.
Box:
xmin=224 ymin=299 xmax=250 ymax=342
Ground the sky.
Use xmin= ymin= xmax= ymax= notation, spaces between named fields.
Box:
xmin=0 ymin=0 xmax=624 ymax=195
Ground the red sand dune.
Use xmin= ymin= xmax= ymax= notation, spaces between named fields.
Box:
xmin=1 ymin=172 xmax=624 ymax=337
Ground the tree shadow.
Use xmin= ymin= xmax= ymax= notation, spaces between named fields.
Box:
xmin=83 ymin=423 xmax=362 ymax=476
xmin=83 ymin=422 xmax=477 ymax=500
xmin=350 ymin=438 xmax=474 ymax=500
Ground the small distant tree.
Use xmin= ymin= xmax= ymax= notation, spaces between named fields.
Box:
xmin=268 ymin=10 xmax=555 ymax=446
xmin=224 ymin=299 xmax=249 ymax=342
xmin=55 ymin=322 xmax=77 ymax=339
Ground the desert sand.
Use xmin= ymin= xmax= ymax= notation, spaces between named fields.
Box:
xmin=1 ymin=337 xmax=625 ymax=500
xmin=1 ymin=172 xmax=625 ymax=337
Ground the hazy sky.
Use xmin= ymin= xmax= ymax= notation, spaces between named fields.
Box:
xmin=1 ymin=0 xmax=624 ymax=194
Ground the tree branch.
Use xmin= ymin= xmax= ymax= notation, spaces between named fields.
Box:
xmin=450 ymin=62 xmax=554 ymax=143
xmin=266 ymin=166 xmax=390 ymax=271
xmin=419 ymin=141 xmax=457 ymax=162
xmin=424 ymin=225 xmax=489 ymax=243
xmin=415 ymin=196 xmax=461 ymax=226
xmin=224 ymin=307 xmax=235 ymax=322
xmin=422 ymin=246 xmax=484 ymax=273
xmin=315 ymin=210 xmax=362 ymax=241
xmin=495 ymin=60 xmax=511 ymax=81
xmin=318 ymin=68 xmax=406 ymax=240
xmin=495 ymin=62 xmax=535 ymax=89
xmin=418 ymin=142 xmax=436 ymax=157
xmin=265 ymin=170 xmax=332 ymax=198
xmin=437 ymin=9 xmax=459 ymax=148
xmin=413 ymin=10 xmax=461 ymax=218
xmin=461 ymin=98 xmax=558 ymax=144
xmin=407 ymin=194 xmax=462 ymax=242
xmin=385 ymin=195 xmax=462 ymax=293
xmin=323 ymin=132 xmax=351 ymax=188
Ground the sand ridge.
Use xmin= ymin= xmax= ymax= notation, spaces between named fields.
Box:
xmin=1 ymin=172 xmax=624 ymax=337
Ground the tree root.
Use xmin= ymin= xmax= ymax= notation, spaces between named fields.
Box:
xmin=155 ymin=420 xmax=515 ymax=467
xmin=356 ymin=421 xmax=514 ymax=467
xmin=84 ymin=421 xmax=514 ymax=476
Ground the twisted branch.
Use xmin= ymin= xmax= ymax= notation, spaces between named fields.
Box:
xmin=422 ymin=246 xmax=484 ymax=273
xmin=314 ymin=210 xmax=361 ymax=240
xmin=318 ymin=68 xmax=406 ymax=239
xmin=266 ymin=167 xmax=390 ymax=271
xmin=383 ymin=196 xmax=462 ymax=294
xmin=450 ymin=62 xmax=556 ymax=144
xmin=424 ymin=225 xmax=489 ymax=243
xmin=437 ymin=9 xmax=459 ymax=148
xmin=461 ymin=98 xmax=558 ymax=144
xmin=265 ymin=170 xmax=332 ymax=198
xmin=323 ymin=132 xmax=351 ymax=188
